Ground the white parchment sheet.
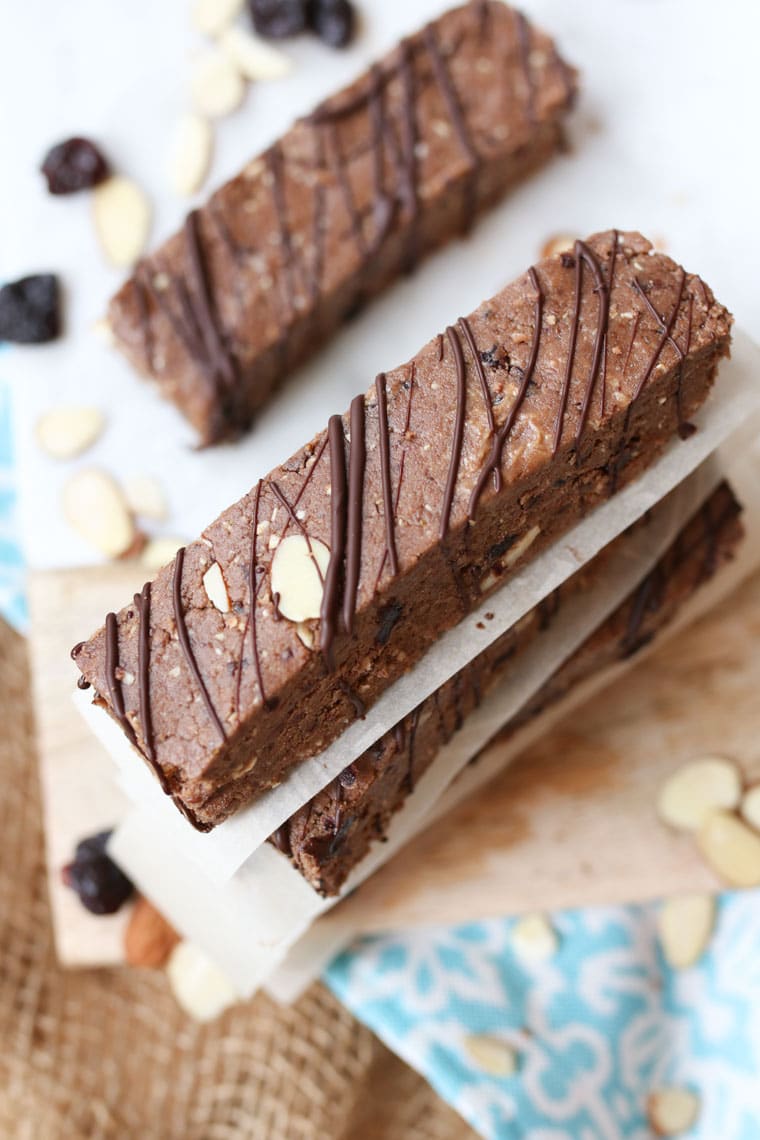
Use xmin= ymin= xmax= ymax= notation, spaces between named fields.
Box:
xmin=109 ymin=436 xmax=756 ymax=995
xmin=83 ymin=331 xmax=760 ymax=884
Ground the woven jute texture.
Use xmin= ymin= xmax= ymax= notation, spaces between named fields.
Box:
xmin=0 ymin=618 xmax=476 ymax=1140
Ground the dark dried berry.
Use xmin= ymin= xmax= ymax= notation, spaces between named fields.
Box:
xmin=248 ymin=0 xmax=309 ymax=38
xmin=41 ymin=137 xmax=110 ymax=195
xmin=0 ymin=275 xmax=61 ymax=344
xmin=311 ymin=0 xmax=356 ymax=47
xmin=61 ymin=829 xmax=134 ymax=916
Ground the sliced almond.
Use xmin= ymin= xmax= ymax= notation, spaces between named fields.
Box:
xmin=657 ymin=893 xmax=715 ymax=969
xmin=647 ymin=1087 xmax=700 ymax=1136
xmin=511 ymin=913 xmax=559 ymax=963
xmin=62 ymin=469 xmax=134 ymax=558
xmin=504 ymin=525 xmax=541 ymax=569
xmin=740 ymin=784 xmax=760 ymax=832
xmin=540 ymin=233 xmax=576 ymax=259
xmin=36 ymin=406 xmax=104 ymax=460
xmin=220 ymin=26 xmax=292 ymax=81
xmin=203 ymin=561 xmax=231 ymax=612
xmin=141 ymin=536 xmax=187 ymax=571
xmin=124 ymin=474 xmax=168 ymax=522
xmin=270 ymin=534 xmax=330 ymax=623
xmin=168 ymin=113 xmax=213 ymax=197
xmin=463 ymin=1034 xmax=518 ymax=1077
xmin=697 ymin=810 xmax=760 ymax=888
xmin=166 ymin=941 xmax=237 ymax=1023
xmin=657 ymin=757 xmax=742 ymax=832
xmin=92 ymin=176 xmax=151 ymax=267
xmin=191 ymin=49 xmax=245 ymax=119
xmin=192 ymin=0 xmax=243 ymax=36
xmin=295 ymin=622 xmax=315 ymax=650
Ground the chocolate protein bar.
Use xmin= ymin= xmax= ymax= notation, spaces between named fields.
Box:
xmin=270 ymin=481 xmax=742 ymax=895
xmin=107 ymin=0 xmax=577 ymax=444
xmin=73 ymin=230 xmax=733 ymax=830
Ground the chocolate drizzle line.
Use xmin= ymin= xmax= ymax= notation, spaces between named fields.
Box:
xmin=172 ymin=547 xmax=227 ymax=742
xmin=375 ymin=373 xmax=400 ymax=577
xmin=373 ymin=365 xmax=416 ymax=591
xmin=183 ymin=211 xmax=238 ymax=394
xmin=423 ymin=22 xmax=480 ymax=231
xmin=439 ymin=325 xmax=468 ymax=540
xmin=468 ymin=267 xmax=544 ymax=518
xmin=105 ymin=612 xmax=137 ymax=748
xmin=343 ymin=395 xmax=366 ymax=635
xmin=245 ymin=479 xmax=270 ymax=713
xmin=458 ymin=316 xmax=500 ymax=493
xmin=321 ymin=415 xmax=348 ymax=666
xmin=631 ymin=269 xmax=686 ymax=401
xmin=634 ymin=275 xmax=694 ymax=437
xmin=134 ymin=582 xmax=154 ymax=762
xmin=573 ymin=240 xmax=611 ymax=446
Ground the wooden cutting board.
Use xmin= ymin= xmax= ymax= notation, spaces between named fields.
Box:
xmin=28 ymin=559 xmax=760 ymax=967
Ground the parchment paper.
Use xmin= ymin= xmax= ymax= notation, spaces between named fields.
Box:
xmin=82 ymin=332 xmax=760 ymax=884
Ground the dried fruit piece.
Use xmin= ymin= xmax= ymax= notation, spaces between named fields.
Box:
xmin=311 ymin=0 xmax=356 ymax=48
xmin=41 ymin=137 xmax=110 ymax=195
xmin=125 ymin=897 xmax=180 ymax=968
xmin=141 ymin=536 xmax=188 ymax=570
xmin=657 ymin=757 xmax=742 ymax=832
xmin=0 ymin=274 xmax=61 ymax=344
xmin=697 ymin=810 xmax=760 ymax=888
xmin=511 ymin=913 xmax=559 ymax=962
xmin=740 ymin=784 xmax=760 ymax=832
xmin=191 ymin=49 xmax=246 ymax=118
xmin=168 ymin=113 xmax=213 ymax=197
xmin=248 ymin=0 xmax=309 ymax=39
xmin=463 ymin=1034 xmax=518 ymax=1077
xmin=220 ymin=26 xmax=292 ymax=80
xmin=270 ymin=534 xmax=330 ymax=622
xmin=61 ymin=830 xmax=134 ymax=915
xmin=124 ymin=474 xmax=168 ymax=521
xmin=192 ymin=0 xmax=244 ymax=36
xmin=657 ymin=893 xmax=715 ymax=969
xmin=166 ymin=941 xmax=238 ymax=1022
xmin=62 ymin=468 xmax=135 ymax=558
xmin=203 ymin=561 xmax=231 ymax=612
xmin=36 ymin=406 xmax=104 ymax=460
xmin=647 ymin=1087 xmax=700 ymax=1136
xmin=92 ymin=176 xmax=151 ymax=267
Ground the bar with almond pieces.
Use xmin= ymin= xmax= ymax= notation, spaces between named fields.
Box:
xmin=107 ymin=0 xmax=577 ymax=444
xmin=73 ymin=230 xmax=733 ymax=830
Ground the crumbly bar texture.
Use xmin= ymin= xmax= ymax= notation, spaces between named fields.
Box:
xmin=107 ymin=1 xmax=577 ymax=445
xmin=73 ymin=230 xmax=733 ymax=831
xmin=271 ymin=481 xmax=743 ymax=896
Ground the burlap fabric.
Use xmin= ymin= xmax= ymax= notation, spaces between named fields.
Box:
xmin=0 ymin=618 xmax=476 ymax=1140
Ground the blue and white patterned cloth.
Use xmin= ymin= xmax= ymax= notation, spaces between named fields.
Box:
xmin=0 ymin=380 xmax=758 ymax=1140
xmin=326 ymin=894 xmax=760 ymax=1139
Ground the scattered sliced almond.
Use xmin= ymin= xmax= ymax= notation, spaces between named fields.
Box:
xmin=697 ymin=810 xmax=760 ymax=888
xmin=166 ymin=941 xmax=238 ymax=1022
xmin=270 ymin=534 xmax=331 ymax=623
xmin=124 ymin=474 xmax=168 ymax=522
xmin=504 ymin=525 xmax=541 ymax=569
xmin=647 ymin=1087 xmax=700 ymax=1136
xmin=540 ymin=233 xmax=576 ymax=259
xmin=191 ymin=49 xmax=245 ymax=119
xmin=141 ymin=536 xmax=187 ymax=571
xmin=463 ymin=1034 xmax=518 ymax=1077
xmin=92 ymin=176 xmax=151 ymax=267
xmin=220 ymin=26 xmax=292 ymax=81
xmin=168 ymin=113 xmax=213 ymax=197
xmin=511 ymin=913 xmax=559 ymax=963
xmin=203 ymin=561 xmax=231 ymax=612
xmin=740 ymin=784 xmax=760 ymax=832
xmin=657 ymin=757 xmax=742 ymax=832
xmin=192 ymin=0 xmax=243 ymax=36
xmin=296 ymin=622 xmax=315 ymax=650
xmin=125 ymin=897 xmax=180 ymax=969
xmin=657 ymin=893 xmax=715 ymax=969
xmin=62 ymin=469 xmax=135 ymax=558
xmin=36 ymin=406 xmax=104 ymax=460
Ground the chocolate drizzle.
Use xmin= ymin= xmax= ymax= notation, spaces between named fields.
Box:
xmin=321 ymin=415 xmax=349 ymax=666
xmin=133 ymin=582 xmax=154 ymax=762
xmin=172 ymin=546 xmax=227 ymax=742
xmin=375 ymin=373 xmax=399 ymax=577
xmin=633 ymin=274 xmax=694 ymax=437
xmin=243 ymin=479 xmax=270 ymax=712
xmin=459 ymin=316 xmax=500 ymax=493
xmin=344 ymin=395 xmax=366 ymax=635
xmin=439 ymin=325 xmax=468 ymax=540
xmin=104 ymin=612 xmax=137 ymax=748
xmin=423 ymin=23 xmax=480 ymax=231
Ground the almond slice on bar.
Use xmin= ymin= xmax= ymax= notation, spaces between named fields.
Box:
xmin=191 ymin=49 xmax=245 ymax=118
xmin=657 ymin=757 xmax=742 ymax=832
xmin=92 ymin=176 xmax=152 ymax=268
xmin=36 ymin=406 xmax=104 ymax=460
xmin=270 ymin=534 xmax=330 ymax=622
xmin=697 ymin=810 xmax=760 ymax=888
xmin=203 ymin=562 xmax=231 ymax=612
xmin=647 ymin=1087 xmax=700 ymax=1136
xmin=657 ymin=893 xmax=715 ymax=969
xmin=168 ymin=113 xmax=214 ymax=197
xmin=62 ymin=469 xmax=135 ymax=558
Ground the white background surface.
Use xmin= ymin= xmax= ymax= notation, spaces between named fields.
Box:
xmin=1 ymin=0 xmax=759 ymax=569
